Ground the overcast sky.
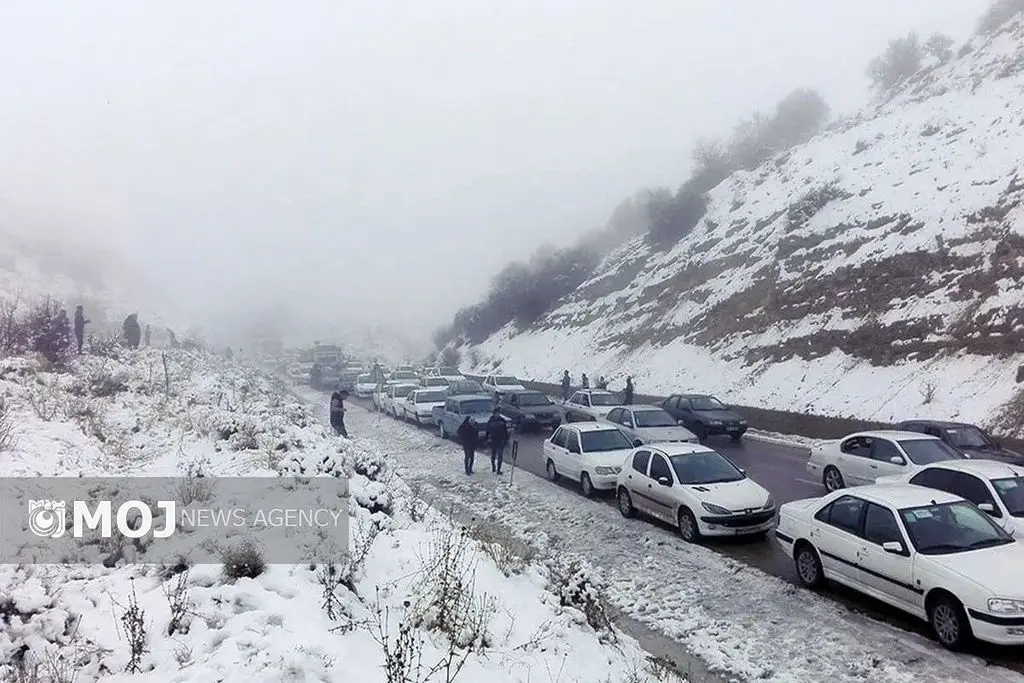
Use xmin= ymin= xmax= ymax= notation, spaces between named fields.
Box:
xmin=0 ymin=0 xmax=989 ymax=342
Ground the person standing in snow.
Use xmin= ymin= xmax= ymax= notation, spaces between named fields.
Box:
xmin=330 ymin=389 xmax=349 ymax=437
xmin=123 ymin=314 xmax=141 ymax=349
xmin=597 ymin=375 xmax=608 ymax=390
xmin=73 ymin=305 xmax=89 ymax=354
xmin=144 ymin=324 xmax=152 ymax=347
xmin=581 ymin=373 xmax=589 ymax=389
xmin=624 ymin=376 xmax=634 ymax=405
xmin=486 ymin=407 xmax=509 ymax=474
xmin=457 ymin=416 xmax=479 ymax=475
xmin=560 ymin=370 xmax=571 ymax=401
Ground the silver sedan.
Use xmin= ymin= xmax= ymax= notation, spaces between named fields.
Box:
xmin=602 ymin=405 xmax=698 ymax=446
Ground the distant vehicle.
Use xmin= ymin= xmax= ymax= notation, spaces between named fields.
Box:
xmin=382 ymin=383 xmax=419 ymax=417
xmin=616 ymin=442 xmax=774 ymax=542
xmin=876 ymin=460 xmax=1024 ymax=537
xmin=396 ymin=364 xmax=417 ymax=373
xmin=498 ymin=390 xmax=562 ymax=431
xmin=563 ymin=390 xmax=622 ymax=421
xmin=437 ymin=366 xmax=464 ymax=381
xmin=482 ymin=375 xmax=526 ymax=397
xmin=543 ymin=422 xmax=634 ymax=496
xmin=400 ymin=388 xmax=449 ymax=424
xmin=433 ymin=395 xmax=506 ymax=442
xmin=445 ymin=379 xmax=485 ymax=396
xmin=353 ymin=374 xmax=377 ymax=398
xmin=896 ymin=420 xmax=1024 ymax=465
xmin=311 ymin=343 xmax=342 ymax=365
xmin=420 ymin=376 xmax=450 ymax=389
xmin=310 ymin=362 xmax=342 ymax=390
xmin=775 ymin=484 xmax=1024 ymax=650
xmin=659 ymin=394 xmax=747 ymax=443
xmin=807 ymin=430 xmax=968 ymax=491
xmin=422 ymin=366 xmax=440 ymax=377
xmin=389 ymin=370 xmax=419 ymax=383
xmin=602 ymin=405 xmax=698 ymax=446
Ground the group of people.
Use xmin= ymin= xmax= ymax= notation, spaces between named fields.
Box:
xmin=560 ymin=370 xmax=634 ymax=404
xmin=456 ymin=408 xmax=509 ymax=476
xmin=72 ymin=306 xmax=153 ymax=354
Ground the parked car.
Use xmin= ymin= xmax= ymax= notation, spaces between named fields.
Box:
xmin=389 ymin=370 xmax=419 ymax=383
xmin=382 ymin=383 xmax=419 ymax=417
xmin=897 ymin=420 xmax=1024 ymax=465
xmin=445 ymin=379 xmax=486 ymax=396
xmin=876 ymin=460 xmax=1024 ymax=537
xmin=432 ymin=395 xmax=506 ymax=442
xmin=602 ymin=405 xmax=698 ymax=446
xmin=422 ymin=366 xmax=440 ymax=377
xmin=400 ymin=388 xmax=449 ymax=424
xmin=482 ymin=375 xmax=527 ymax=397
xmin=543 ymin=423 xmax=635 ymax=497
xmin=437 ymin=366 xmax=464 ymax=381
xmin=616 ymin=442 xmax=775 ymax=542
xmin=775 ymin=484 xmax=1024 ymax=649
xmin=353 ymin=374 xmax=377 ymax=398
xmin=498 ymin=390 xmax=562 ymax=431
xmin=659 ymin=394 xmax=747 ymax=442
xmin=564 ymin=390 xmax=622 ymax=421
xmin=420 ymin=376 xmax=451 ymax=389
xmin=807 ymin=430 xmax=967 ymax=491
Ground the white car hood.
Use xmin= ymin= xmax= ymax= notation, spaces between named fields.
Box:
xmin=582 ymin=448 xmax=632 ymax=469
xmin=416 ymin=401 xmax=445 ymax=412
xmin=589 ymin=406 xmax=620 ymax=418
xmin=634 ymin=425 xmax=697 ymax=441
xmin=684 ymin=478 xmax=769 ymax=511
xmin=931 ymin=541 xmax=1024 ymax=598
xmin=496 ymin=384 xmax=527 ymax=392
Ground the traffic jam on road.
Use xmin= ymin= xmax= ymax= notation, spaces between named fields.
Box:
xmin=332 ymin=361 xmax=1024 ymax=655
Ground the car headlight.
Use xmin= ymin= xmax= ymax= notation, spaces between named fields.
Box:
xmin=763 ymin=495 xmax=775 ymax=510
xmin=701 ymin=502 xmax=731 ymax=515
xmin=988 ymin=598 xmax=1024 ymax=614
xmin=739 ymin=420 xmax=748 ymax=425
xmin=708 ymin=420 xmax=722 ymax=425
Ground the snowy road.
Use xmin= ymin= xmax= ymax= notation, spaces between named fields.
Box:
xmin=307 ymin=391 xmax=1024 ymax=683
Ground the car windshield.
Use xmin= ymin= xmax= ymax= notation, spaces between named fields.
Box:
xmin=357 ymin=375 xmax=372 ymax=383
xmin=416 ymin=390 xmax=446 ymax=402
xmin=899 ymin=501 xmax=1013 ymax=554
xmin=992 ymin=477 xmax=1024 ymax=517
xmin=460 ymin=399 xmax=494 ymax=414
xmin=670 ymin=451 xmax=745 ymax=484
xmin=439 ymin=367 xmax=460 ymax=375
xmin=589 ymin=393 xmax=620 ymax=406
xmin=451 ymin=382 xmax=483 ymax=394
xmin=494 ymin=376 xmax=519 ymax=385
xmin=944 ymin=426 xmax=992 ymax=448
xmin=897 ymin=439 xmax=967 ymax=465
xmin=392 ymin=371 xmax=417 ymax=380
xmin=633 ymin=409 xmax=677 ymax=427
xmin=424 ymin=378 xmax=448 ymax=386
xmin=579 ymin=429 xmax=633 ymax=452
xmin=394 ymin=385 xmax=416 ymax=397
xmin=516 ymin=392 xmax=551 ymax=406
xmin=688 ymin=396 xmax=726 ymax=411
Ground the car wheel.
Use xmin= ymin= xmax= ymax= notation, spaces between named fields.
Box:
xmin=793 ymin=542 xmax=824 ymax=588
xmin=617 ymin=487 xmax=635 ymax=518
xmin=439 ymin=422 xmax=447 ymax=439
xmin=677 ymin=508 xmax=700 ymax=542
xmin=546 ymin=459 xmax=559 ymax=482
xmin=580 ymin=473 xmax=595 ymax=497
xmin=928 ymin=594 xmax=972 ymax=650
xmin=823 ymin=466 xmax=845 ymax=492
xmin=730 ymin=432 xmax=743 ymax=443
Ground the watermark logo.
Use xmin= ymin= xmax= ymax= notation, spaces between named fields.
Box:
xmin=28 ymin=499 xmax=177 ymax=539
xmin=27 ymin=500 xmax=66 ymax=538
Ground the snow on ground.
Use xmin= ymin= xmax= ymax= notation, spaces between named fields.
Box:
xmin=0 ymin=347 xmax=672 ymax=683
xmin=322 ymin=398 xmax=1024 ymax=683
xmin=460 ymin=18 xmax=1024 ymax=434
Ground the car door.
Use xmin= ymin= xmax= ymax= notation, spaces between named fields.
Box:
xmin=675 ymin=398 xmax=697 ymax=430
xmin=617 ymin=409 xmax=638 ymax=440
xmin=643 ymin=453 xmax=677 ymax=523
xmin=623 ymin=450 xmax=653 ymax=514
xmin=837 ymin=436 xmax=876 ymax=485
xmin=546 ymin=427 xmax=570 ymax=471
xmin=867 ymin=437 xmax=910 ymax=481
xmin=563 ymin=430 xmax=584 ymax=478
xmin=809 ymin=495 xmax=867 ymax=588
xmin=854 ymin=502 xmax=920 ymax=614
xmin=606 ymin=408 xmax=630 ymax=437
xmin=661 ymin=396 xmax=681 ymax=419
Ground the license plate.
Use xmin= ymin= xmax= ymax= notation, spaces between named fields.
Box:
xmin=735 ymin=524 xmax=767 ymax=534
xmin=727 ymin=427 xmax=740 ymax=432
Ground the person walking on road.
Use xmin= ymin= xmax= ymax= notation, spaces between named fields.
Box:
xmin=561 ymin=370 xmax=571 ymax=401
xmin=330 ymin=389 xmax=349 ymax=437
xmin=486 ymin=407 xmax=510 ymax=474
xmin=457 ymin=417 xmax=479 ymax=475
xmin=624 ymin=376 xmax=634 ymax=405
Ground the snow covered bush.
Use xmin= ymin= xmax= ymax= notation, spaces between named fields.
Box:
xmin=546 ymin=558 xmax=616 ymax=642
xmin=24 ymin=298 xmax=73 ymax=366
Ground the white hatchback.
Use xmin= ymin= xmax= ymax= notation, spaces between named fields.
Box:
xmin=543 ymin=423 xmax=635 ymax=497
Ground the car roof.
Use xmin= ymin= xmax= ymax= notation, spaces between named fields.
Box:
xmin=562 ymin=421 xmax=622 ymax=433
xmin=920 ymin=459 xmax=1024 ymax=478
xmin=847 ymin=430 xmax=938 ymax=440
xmin=391 ymin=382 xmax=419 ymax=389
xmin=625 ymin=404 xmax=663 ymax=411
xmin=453 ymin=394 xmax=491 ymax=401
xmin=839 ymin=483 xmax=961 ymax=508
xmin=577 ymin=389 xmax=613 ymax=395
xmin=899 ymin=420 xmax=974 ymax=429
xmin=647 ymin=442 xmax=717 ymax=456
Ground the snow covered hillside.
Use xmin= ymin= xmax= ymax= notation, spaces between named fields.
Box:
xmin=461 ymin=17 xmax=1024 ymax=436
xmin=0 ymin=347 xmax=675 ymax=682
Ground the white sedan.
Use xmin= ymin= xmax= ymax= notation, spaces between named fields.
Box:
xmin=563 ymin=390 xmax=623 ymax=421
xmin=877 ymin=460 xmax=1024 ymax=537
xmin=353 ymin=374 xmax=377 ymax=398
xmin=807 ymin=430 xmax=967 ymax=491
xmin=482 ymin=374 xmax=527 ymax=396
xmin=615 ymin=442 xmax=775 ymax=542
xmin=543 ymin=422 xmax=635 ymax=497
xmin=382 ymin=383 xmax=418 ymax=417
xmin=400 ymin=388 xmax=448 ymax=424
xmin=776 ymin=484 xmax=1024 ymax=649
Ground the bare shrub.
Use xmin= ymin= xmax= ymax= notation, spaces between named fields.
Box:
xmin=89 ymin=333 xmax=123 ymax=359
xmin=8 ymin=618 xmax=109 ymax=683
xmin=466 ymin=521 xmax=539 ymax=576
xmin=175 ymin=462 xmax=214 ymax=506
xmin=25 ymin=298 xmax=73 ymax=366
xmin=867 ymin=33 xmax=922 ymax=92
xmin=977 ymin=0 xmax=1024 ymax=35
xmin=0 ymin=394 xmax=17 ymax=451
xmin=920 ymin=381 xmax=937 ymax=404
xmin=853 ymin=139 xmax=869 ymax=155
xmin=546 ymin=558 xmax=616 ymax=642
xmin=115 ymin=581 xmax=148 ymax=673
xmin=86 ymin=365 xmax=128 ymax=397
xmin=0 ymin=294 xmax=28 ymax=357
xmin=924 ymin=33 xmax=954 ymax=64
xmin=316 ymin=516 xmax=381 ymax=626
xmin=402 ymin=483 xmax=429 ymax=523
xmin=222 ymin=541 xmax=266 ymax=580
xmin=164 ymin=570 xmax=193 ymax=636
xmin=26 ymin=380 xmax=64 ymax=421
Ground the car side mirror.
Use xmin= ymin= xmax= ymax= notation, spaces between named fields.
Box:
xmin=889 ymin=456 xmax=906 ymax=465
xmin=677 ymin=419 xmax=684 ymax=425
xmin=657 ymin=476 xmax=672 ymax=487
xmin=881 ymin=541 xmax=905 ymax=555
xmin=978 ymin=502 xmax=996 ymax=514
xmin=633 ymin=439 xmax=643 ymax=447
xmin=739 ymin=468 xmax=746 ymax=474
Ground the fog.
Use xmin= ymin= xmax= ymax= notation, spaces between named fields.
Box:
xmin=0 ymin=0 xmax=988 ymax=345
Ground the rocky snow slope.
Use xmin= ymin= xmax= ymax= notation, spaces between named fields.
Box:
xmin=463 ymin=18 xmax=1024 ymax=437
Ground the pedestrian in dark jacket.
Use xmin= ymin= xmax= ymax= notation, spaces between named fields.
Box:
xmin=624 ymin=376 xmax=634 ymax=405
xmin=560 ymin=370 xmax=571 ymax=401
xmin=581 ymin=373 xmax=589 ymax=389
xmin=597 ymin=375 xmax=608 ymax=389
xmin=330 ymin=390 xmax=349 ymax=437
xmin=486 ymin=408 xmax=510 ymax=474
xmin=73 ymin=305 xmax=89 ymax=354
xmin=457 ymin=417 xmax=478 ymax=475
xmin=123 ymin=314 xmax=141 ymax=349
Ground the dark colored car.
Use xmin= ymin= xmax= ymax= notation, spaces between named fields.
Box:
xmin=445 ymin=379 xmax=485 ymax=396
xmin=896 ymin=420 xmax=1024 ymax=465
xmin=660 ymin=393 xmax=748 ymax=442
xmin=497 ymin=390 xmax=562 ymax=431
